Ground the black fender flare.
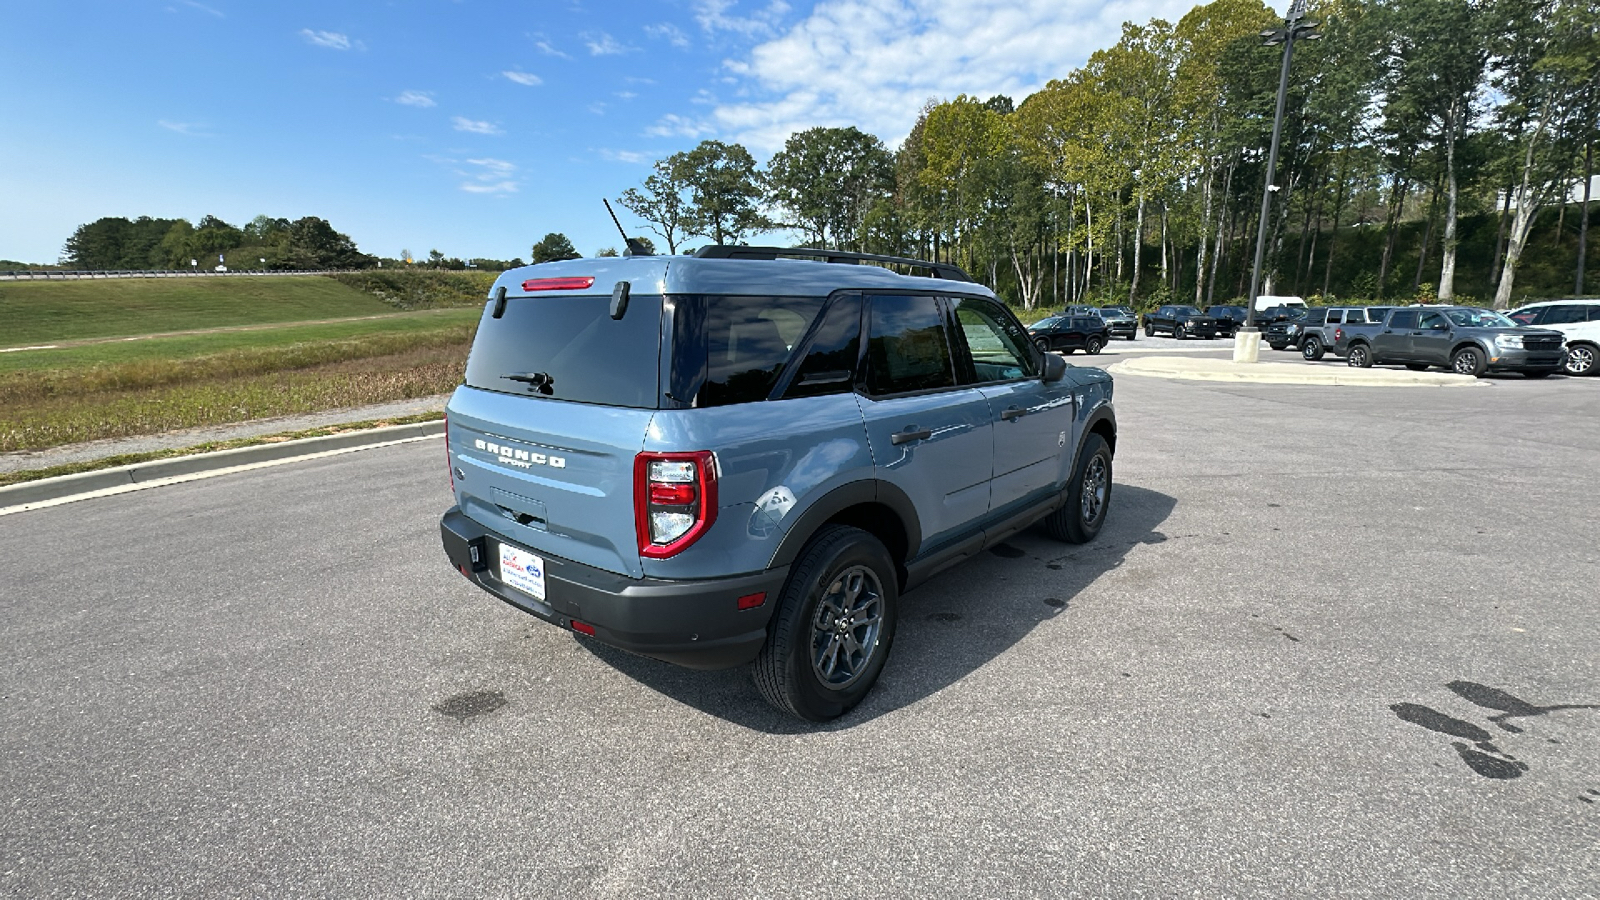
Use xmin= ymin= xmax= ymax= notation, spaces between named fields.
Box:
xmin=1072 ymin=406 xmax=1117 ymax=476
xmin=766 ymin=479 xmax=922 ymax=570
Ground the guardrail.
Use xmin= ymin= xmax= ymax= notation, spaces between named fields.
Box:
xmin=0 ymin=268 xmax=349 ymax=281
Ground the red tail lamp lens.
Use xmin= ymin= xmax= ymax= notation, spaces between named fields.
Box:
xmin=522 ymin=277 xmax=595 ymax=291
xmin=737 ymin=592 xmax=767 ymax=610
xmin=571 ymin=620 xmax=596 ymax=636
xmin=634 ymin=451 xmax=718 ymax=559
xmin=648 ymin=482 xmax=697 ymax=505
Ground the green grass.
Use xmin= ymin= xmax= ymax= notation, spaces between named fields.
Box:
xmin=0 ymin=307 xmax=481 ymax=375
xmin=330 ymin=270 xmax=498 ymax=310
xmin=0 ymin=276 xmax=400 ymax=344
xmin=0 ymin=412 xmax=444 ymax=488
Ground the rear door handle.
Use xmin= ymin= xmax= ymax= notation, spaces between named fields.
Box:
xmin=890 ymin=427 xmax=933 ymax=445
xmin=999 ymin=406 xmax=1026 ymax=422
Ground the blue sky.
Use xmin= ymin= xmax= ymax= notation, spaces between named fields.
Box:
xmin=0 ymin=0 xmax=1194 ymax=265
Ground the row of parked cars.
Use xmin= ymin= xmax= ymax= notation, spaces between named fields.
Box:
xmin=1262 ymin=300 xmax=1597 ymax=378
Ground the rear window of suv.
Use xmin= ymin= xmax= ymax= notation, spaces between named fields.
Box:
xmin=464 ymin=292 xmax=665 ymax=408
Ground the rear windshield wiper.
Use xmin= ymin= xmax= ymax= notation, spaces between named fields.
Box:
xmin=501 ymin=371 xmax=555 ymax=395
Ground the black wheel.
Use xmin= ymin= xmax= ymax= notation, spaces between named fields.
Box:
xmin=1451 ymin=345 xmax=1486 ymax=377
xmin=1565 ymin=343 xmax=1596 ymax=376
xmin=1174 ymin=325 xmax=1187 ymax=340
xmin=753 ymin=526 xmax=899 ymax=722
xmin=1044 ymin=434 xmax=1112 ymax=545
xmin=1086 ymin=336 xmax=1105 ymax=355
xmin=1405 ymin=363 xmax=1429 ymax=371
xmin=1524 ymin=370 xmax=1553 ymax=379
xmin=1144 ymin=323 xmax=1155 ymax=337
xmin=1347 ymin=343 xmax=1373 ymax=368
xmin=1034 ymin=336 xmax=1051 ymax=354
xmin=1302 ymin=337 xmax=1325 ymax=361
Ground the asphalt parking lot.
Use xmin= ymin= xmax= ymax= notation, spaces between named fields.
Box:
xmin=2 ymin=358 xmax=1597 ymax=898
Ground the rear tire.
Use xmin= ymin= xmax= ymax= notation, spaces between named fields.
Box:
xmin=1034 ymin=337 xmax=1051 ymax=354
xmin=1044 ymin=434 xmax=1112 ymax=545
xmin=753 ymin=526 xmax=899 ymax=722
xmin=1347 ymin=343 xmax=1373 ymax=368
xmin=1086 ymin=336 xmax=1105 ymax=355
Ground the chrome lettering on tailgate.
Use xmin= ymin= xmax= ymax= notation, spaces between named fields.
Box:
xmin=474 ymin=438 xmax=567 ymax=470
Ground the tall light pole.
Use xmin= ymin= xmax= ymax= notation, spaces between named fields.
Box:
xmin=1236 ymin=0 xmax=1320 ymax=362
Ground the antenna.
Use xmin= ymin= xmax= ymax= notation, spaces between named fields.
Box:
xmin=603 ymin=198 xmax=653 ymax=256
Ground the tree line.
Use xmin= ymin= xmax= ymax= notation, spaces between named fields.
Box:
xmin=614 ymin=0 xmax=1597 ymax=310
xmin=62 ymin=214 xmax=373 ymax=271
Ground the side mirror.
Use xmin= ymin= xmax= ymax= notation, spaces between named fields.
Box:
xmin=1042 ymin=352 xmax=1068 ymax=383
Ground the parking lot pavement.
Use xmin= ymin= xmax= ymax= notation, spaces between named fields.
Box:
xmin=1 ymin=372 xmax=1596 ymax=897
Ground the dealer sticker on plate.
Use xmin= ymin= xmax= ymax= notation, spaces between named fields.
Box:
xmin=498 ymin=543 xmax=547 ymax=601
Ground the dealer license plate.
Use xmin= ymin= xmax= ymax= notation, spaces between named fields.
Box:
xmin=498 ymin=543 xmax=546 ymax=601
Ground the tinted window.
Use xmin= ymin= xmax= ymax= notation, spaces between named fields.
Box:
xmin=1032 ymin=316 xmax=1063 ymax=330
xmin=864 ymin=295 xmax=956 ymax=395
xmin=1445 ymin=308 xmax=1514 ymax=328
xmin=465 ymin=292 xmax=663 ymax=408
xmin=685 ymin=296 xmax=823 ymax=407
xmin=1419 ymin=312 xmax=1449 ymax=330
xmin=1590 ymin=306 xmax=1600 ymax=322
xmin=1326 ymin=310 xmax=1344 ymax=324
xmin=1367 ymin=307 xmax=1392 ymax=323
xmin=1174 ymin=306 xmax=1203 ymax=316
xmin=1543 ymin=305 xmax=1589 ymax=325
xmin=1507 ymin=308 xmax=1541 ymax=325
xmin=1304 ymin=309 xmax=1328 ymax=325
xmin=783 ymin=294 xmax=861 ymax=400
xmin=952 ymin=296 xmax=1037 ymax=384
xmin=1388 ymin=310 xmax=1420 ymax=329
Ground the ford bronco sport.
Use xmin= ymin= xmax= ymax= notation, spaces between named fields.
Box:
xmin=439 ymin=246 xmax=1117 ymax=721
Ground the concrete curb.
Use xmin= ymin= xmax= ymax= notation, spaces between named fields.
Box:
xmin=1105 ymin=358 xmax=1484 ymax=387
xmin=0 ymin=420 xmax=445 ymax=514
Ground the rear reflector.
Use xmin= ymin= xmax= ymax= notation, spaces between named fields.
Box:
xmin=571 ymin=620 xmax=596 ymax=636
xmin=737 ymin=592 xmax=767 ymax=610
xmin=522 ymin=277 xmax=595 ymax=292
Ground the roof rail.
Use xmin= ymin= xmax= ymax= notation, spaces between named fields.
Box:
xmin=693 ymin=245 xmax=974 ymax=283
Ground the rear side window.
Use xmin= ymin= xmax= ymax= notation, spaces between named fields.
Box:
xmin=1388 ymin=310 xmax=1420 ymax=329
xmin=464 ymin=293 xmax=664 ymax=408
xmin=673 ymin=295 xmax=824 ymax=407
xmin=1543 ymin=306 xmax=1589 ymax=325
xmin=782 ymin=294 xmax=862 ymax=400
xmin=864 ymin=295 xmax=956 ymax=395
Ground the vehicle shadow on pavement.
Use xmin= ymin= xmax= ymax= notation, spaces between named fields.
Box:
xmin=577 ymin=483 xmax=1178 ymax=733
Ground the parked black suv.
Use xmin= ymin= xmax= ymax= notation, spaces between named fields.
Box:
xmin=1029 ymin=315 xmax=1110 ymax=354
xmin=1143 ymin=305 xmax=1221 ymax=339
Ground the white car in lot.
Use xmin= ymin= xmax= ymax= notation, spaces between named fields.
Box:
xmin=1507 ymin=300 xmax=1600 ymax=376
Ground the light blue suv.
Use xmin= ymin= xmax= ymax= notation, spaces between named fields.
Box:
xmin=439 ymin=246 xmax=1118 ymax=720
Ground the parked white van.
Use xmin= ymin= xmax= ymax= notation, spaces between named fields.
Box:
xmin=1254 ymin=294 xmax=1307 ymax=313
xmin=1507 ymin=299 xmax=1600 ymax=376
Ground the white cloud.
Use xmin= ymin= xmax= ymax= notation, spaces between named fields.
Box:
xmin=299 ymin=29 xmax=353 ymax=50
xmin=502 ymin=70 xmax=542 ymax=86
xmin=616 ymin=91 xmax=638 ymax=100
xmin=452 ymin=116 xmax=503 ymax=135
xmin=395 ymin=90 xmax=435 ymax=107
xmin=461 ymin=181 xmax=518 ymax=194
xmin=466 ymin=158 xmax=517 ymax=178
xmin=158 ymin=120 xmax=210 ymax=136
xmin=645 ymin=23 xmax=690 ymax=48
xmin=584 ymin=32 xmax=631 ymax=55
xmin=600 ymin=149 xmax=654 ymax=164
xmin=706 ymin=0 xmax=1195 ymax=152
xmin=531 ymin=34 xmax=572 ymax=59
xmin=694 ymin=0 xmax=791 ymax=37
xmin=436 ymin=157 xmax=521 ymax=194
xmin=177 ymin=1 xmax=224 ymax=17
xmin=646 ymin=113 xmax=714 ymax=139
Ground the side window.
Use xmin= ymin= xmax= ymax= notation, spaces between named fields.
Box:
xmin=1588 ymin=306 xmax=1600 ymax=322
xmin=1419 ymin=311 xmax=1448 ymax=330
xmin=1327 ymin=310 xmax=1344 ymax=324
xmin=1507 ymin=308 xmax=1541 ymax=325
xmin=863 ymin=295 xmax=956 ymax=396
xmin=1388 ymin=310 xmax=1420 ymax=329
xmin=783 ymin=293 xmax=861 ymax=400
xmin=950 ymin=296 xmax=1039 ymax=384
xmin=698 ymin=295 xmax=824 ymax=407
xmin=1544 ymin=306 xmax=1588 ymax=325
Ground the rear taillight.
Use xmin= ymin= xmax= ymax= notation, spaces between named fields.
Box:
xmin=1335 ymin=327 xmax=1343 ymax=341
xmin=635 ymin=451 xmax=717 ymax=559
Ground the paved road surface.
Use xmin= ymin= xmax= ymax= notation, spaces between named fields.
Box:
xmin=2 ymin=369 xmax=1597 ymax=897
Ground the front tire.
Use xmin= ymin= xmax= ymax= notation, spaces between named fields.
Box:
xmin=754 ymin=526 xmax=899 ymax=722
xmin=1302 ymin=337 xmax=1325 ymax=361
xmin=1034 ymin=336 xmax=1052 ymax=354
xmin=1565 ymin=343 xmax=1596 ymax=376
xmin=1452 ymin=345 xmax=1487 ymax=377
xmin=1174 ymin=325 xmax=1187 ymax=341
xmin=1044 ymin=434 xmax=1112 ymax=545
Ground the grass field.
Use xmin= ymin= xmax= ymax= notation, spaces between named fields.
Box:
xmin=0 ymin=274 xmax=483 ymax=453
xmin=0 ymin=276 xmax=410 ymax=345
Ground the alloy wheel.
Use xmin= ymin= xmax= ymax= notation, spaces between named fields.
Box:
xmin=809 ymin=565 xmax=885 ymax=690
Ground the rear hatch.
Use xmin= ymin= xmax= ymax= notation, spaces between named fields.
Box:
xmin=448 ymin=269 xmax=667 ymax=579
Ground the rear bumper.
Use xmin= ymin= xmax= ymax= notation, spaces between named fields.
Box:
xmin=440 ymin=507 xmax=786 ymax=669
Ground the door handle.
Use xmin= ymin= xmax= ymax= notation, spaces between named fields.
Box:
xmin=999 ymin=406 xmax=1026 ymax=422
xmin=890 ymin=426 xmax=933 ymax=445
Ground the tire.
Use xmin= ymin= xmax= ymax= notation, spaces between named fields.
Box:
xmin=1144 ymin=323 xmax=1155 ymax=338
xmin=1034 ymin=337 xmax=1051 ymax=354
xmin=1347 ymin=343 xmax=1373 ymax=368
xmin=1451 ymin=345 xmax=1487 ymax=377
xmin=1405 ymin=363 xmax=1429 ymax=371
xmin=1086 ymin=336 xmax=1105 ymax=355
xmin=1174 ymin=325 xmax=1187 ymax=340
xmin=1302 ymin=337 xmax=1325 ymax=361
xmin=1565 ymin=342 xmax=1597 ymax=376
xmin=753 ymin=526 xmax=899 ymax=722
xmin=1044 ymin=434 xmax=1112 ymax=545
